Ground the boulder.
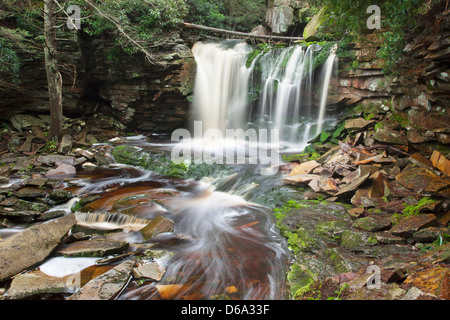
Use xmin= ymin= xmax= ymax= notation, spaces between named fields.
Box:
xmin=0 ymin=214 xmax=77 ymax=282
xmin=345 ymin=118 xmax=375 ymax=131
xmin=303 ymin=8 xmax=324 ymax=41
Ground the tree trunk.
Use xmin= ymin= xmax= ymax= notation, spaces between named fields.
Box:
xmin=44 ymin=0 xmax=63 ymax=141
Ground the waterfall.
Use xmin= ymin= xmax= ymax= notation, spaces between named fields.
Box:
xmin=190 ymin=40 xmax=337 ymax=153
xmin=191 ymin=41 xmax=252 ymax=133
xmin=316 ymin=48 xmax=338 ymax=135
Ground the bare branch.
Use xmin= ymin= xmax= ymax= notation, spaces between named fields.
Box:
xmin=84 ymin=0 xmax=157 ymax=64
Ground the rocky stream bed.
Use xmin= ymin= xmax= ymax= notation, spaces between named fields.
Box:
xmin=0 ymin=113 xmax=448 ymax=300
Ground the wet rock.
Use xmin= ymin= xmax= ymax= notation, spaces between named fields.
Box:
xmin=132 ymin=261 xmax=165 ymax=281
xmin=0 ymin=214 xmax=77 ymax=282
xmin=391 ymin=214 xmax=437 ymax=238
xmin=409 ymin=153 xmax=434 ymax=170
xmin=353 ymin=216 xmax=391 ymax=232
xmin=36 ymin=209 xmax=66 ymax=221
xmin=45 ymin=164 xmax=76 ymax=178
xmin=48 ymin=189 xmax=74 ymax=203
xmin=396 ymin=167 xmax=450 ymax=194
xmin=15 ymin=186 xmax=46 ymax=199
xmin=57 ymin=236 xmax=129 ymax=257
xmin=15 ymin=199 xmax=49 ymax=213
xmin=68 ymin=260 xmax=135 ymax=300
xmin=7 ymin=270 xmax=71 ymax=300
xmin=140 ymin=216 xmax=175 ymax=240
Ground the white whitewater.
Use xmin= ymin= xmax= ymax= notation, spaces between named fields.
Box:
xmin=316 ymin=48 xmax=338 ymax=135
xmin=191 ymin=41 xmax=252 ymax=133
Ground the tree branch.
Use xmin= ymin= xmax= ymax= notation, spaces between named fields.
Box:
xmin=84 ymin=0 xmax=157 ymax=64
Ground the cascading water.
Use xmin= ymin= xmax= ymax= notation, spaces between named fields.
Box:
xmin=190 ymin=40 xmax=338 ymax=153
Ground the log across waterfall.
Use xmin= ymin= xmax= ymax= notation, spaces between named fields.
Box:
xmin=190 ymin=40 xmax=338 ymax=153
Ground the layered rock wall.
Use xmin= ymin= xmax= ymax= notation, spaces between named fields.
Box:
xmin=335 ymin=3 xmax=450 ymax=153
xmin=0 ymin=31 xmax=195 ymax=133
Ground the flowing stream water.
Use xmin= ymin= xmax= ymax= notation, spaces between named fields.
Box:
xmin=30 ymin=40 xmax=338 ymax=300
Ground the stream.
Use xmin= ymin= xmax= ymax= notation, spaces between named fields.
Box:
xmin=68 ymin=136 xmax=291 ymax=300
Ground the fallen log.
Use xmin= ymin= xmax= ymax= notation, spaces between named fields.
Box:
xmin=182 ymin=22 xmax=304 ymax=42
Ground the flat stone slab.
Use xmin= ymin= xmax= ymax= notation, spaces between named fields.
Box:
xmin=68 ymin=260 xmax=135 ymax=300
xmin=7 ymin=270 xmax=71 ymax=299
xmin=133 ymin=261 xmax=165 ymax=281
xmin=282 ymin=174 xmax=322 ymax=186
xmin=0 ymin=214 xmax=77 ymax=282
xmin=391 ymin=214 xmax=437 ymax=238
xmin=289 ymin=161 xmax=321 ymax=176
xmin=57 ymin=237 xmax=129 ymax=257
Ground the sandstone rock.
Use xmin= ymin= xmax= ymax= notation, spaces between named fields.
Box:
xmin=140 ymin=216 xmax=175 ymax=240
xmin=289 ymin=160 xmax=321 ymax=176
xmin=45 ymin=163 xmax=76 ymax=178
xmin=409 ymin=153 xmax=434 ymax=170
xmin=282 ymin=174 xmax=322 ymax=186
xmin=372 ymin=127 xmax=408 ymax=145
xmin=0 ymin=214 xmax=77 ymax=282
xmin=57 ymin=237 xmax=129 ymax=257
xmin=353 ymin=216 xmax=391 ymax=232
xmin=308 ymin=178 xmax=339 ymax=193
xmin=401 ymin=287 xmax=440 ymax=300
xmin=7 ymin=270 xmax=71 ymax=299
xmin=430 ymin=150 xmax=450 ymax=175
xmin=68 ymin=260 xmax=135 ymax=300
xmin=391 ymin=214 xmax=437 ymax=238
xmin=15 ymin=186 xmax=47 ymax=199
xmin=396 ymin=167 xmax=450 ymax=194
xmin=403 ymin=266 xmax=449 ymax=300
xmin=336 ymin=173 xmax=371 ymax=197
xmin=132 ymin=261 xmax=165 ymax=281
xmin=345 ymin=118 xmax=375 ymax=131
